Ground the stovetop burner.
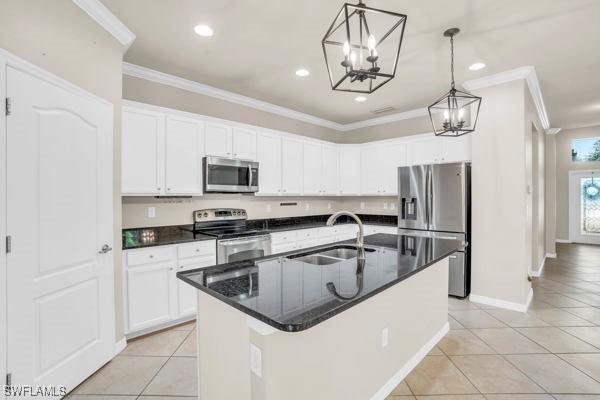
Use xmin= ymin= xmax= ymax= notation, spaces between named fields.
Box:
xmin=192 ymin=208 xmax=268 ymax=240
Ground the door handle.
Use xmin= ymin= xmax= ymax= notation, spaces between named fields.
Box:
xmin=98 ymin=244 xmax=112 ymax=254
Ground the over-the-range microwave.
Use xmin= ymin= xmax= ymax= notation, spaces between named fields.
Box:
xmin=203 ymin=156 xmax=259 ymax=193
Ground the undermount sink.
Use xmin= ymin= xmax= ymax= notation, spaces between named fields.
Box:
xmin=292 ymin=254 xmax=344 ymax=265
xmin=318 ymin=247 xmax=358 ymax=260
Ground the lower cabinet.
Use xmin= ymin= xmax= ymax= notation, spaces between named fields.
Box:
xmin=124 ymin=240 xmax=216 ymax=335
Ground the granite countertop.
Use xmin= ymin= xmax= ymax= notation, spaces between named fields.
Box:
xmin=177 ymin=233 xmax=463 ymax=332
xmin=122 ymin=214 xmax=397 ymax=250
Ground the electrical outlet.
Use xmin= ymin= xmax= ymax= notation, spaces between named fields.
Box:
xmin=381 ymin=328 xmax=389 ymax=348
xmin=305 ymin=203 xmax=310 ymax=211
xmin=360 ymin=202 xmax=365 ymax=210
xmin=250 ymin=343 xmax=262 ymax=377
xmin=390 ymin=202 xmax=396 ymax=210
xmin=147 ymin=207 xmax=156 ymax=218
xmin=383 ymin=203 xmax=388 ymax=210
xmin=266 ymin=204 xmax=271 ymax=213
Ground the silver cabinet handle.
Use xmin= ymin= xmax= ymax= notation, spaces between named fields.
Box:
xmin=98 ymin=244 xmax=112 ymax=254
xmin=248 ymin=165 xmax=253 ymax=187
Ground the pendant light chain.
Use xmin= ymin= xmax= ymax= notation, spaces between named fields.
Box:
xmin=450 ymin=34 xmax=455 ymax=90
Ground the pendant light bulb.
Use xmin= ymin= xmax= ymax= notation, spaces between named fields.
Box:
xmin=443 ymin=110 xmax=450 ymax=121
xmin=458 ymin=108 xmax=465 ymax=121
xmin=350 ymin=51 xmax=357 ymax=69
xmin=343 ymin=41 xmax=350 ymax=57
xmin=368 ymin=34 xmax=376 ymax=51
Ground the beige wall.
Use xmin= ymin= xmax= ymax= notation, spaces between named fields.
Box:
xmin=470 ymin=80 xmax=532 ymax=305
xmin=0 ymin=0 xmax=126 ymax=340
xmin=337 ymin=115 xmax=434 ymax=144
xmin=554 ymin=125 xmax=600 ymax=240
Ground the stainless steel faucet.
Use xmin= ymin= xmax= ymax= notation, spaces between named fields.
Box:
xmin=326 ymin=211 xmax=365 ymax=261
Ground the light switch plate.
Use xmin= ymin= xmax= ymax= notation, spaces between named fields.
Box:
xmin=250 ymin=343 xmax=262 ymax=377
xmin=390 ymin=203 xmax=396 ymax=210
xmin=147 ymin=207 xmax=156 ymax=218
xmin=327 ymin=203 xmax=332 ymax=210
xmin=360 ymin=202 xmax=365 ymax=210
xmin=383 ymin=203 xmax=388 ymax=210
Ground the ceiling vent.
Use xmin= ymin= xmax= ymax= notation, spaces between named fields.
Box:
xmin=370 ymin=106 xmax=395 ymax=115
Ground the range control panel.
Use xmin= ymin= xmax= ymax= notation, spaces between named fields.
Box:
xmin=194 ymin=208 xmax=247 ymax=222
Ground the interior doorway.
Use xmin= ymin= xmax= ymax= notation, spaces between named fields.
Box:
xmin=569 ymin=170 xmax=600 ymax=244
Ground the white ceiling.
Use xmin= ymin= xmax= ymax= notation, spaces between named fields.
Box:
xmin=103 ymin=0 xmax=600 ymax=129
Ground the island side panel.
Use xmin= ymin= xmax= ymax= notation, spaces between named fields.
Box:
xmin=253 ymin=258 xmax=449 ymax=400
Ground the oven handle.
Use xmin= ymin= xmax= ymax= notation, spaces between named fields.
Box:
xmin=219 ymin=235 xmax=271 ymax=246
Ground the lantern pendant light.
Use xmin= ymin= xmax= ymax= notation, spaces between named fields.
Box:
xmin=428 ymin=28 xmax=482 ymax=137
xmin=321 ymin=0 xmax=407 ymax=94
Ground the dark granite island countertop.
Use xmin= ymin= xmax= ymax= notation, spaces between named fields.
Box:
xmin=177 ymin=233 xmax=463 ymax=332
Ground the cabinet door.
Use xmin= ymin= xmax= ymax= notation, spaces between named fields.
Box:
xmin=127 ymin=261 xmax=176 ymax=332
xmin=322 ymin=145 xmax=339 ymax=195
xmin=302 ymin=141 xmax=322 ymax=195
xmin=338 ymin=147 xmax=361 ymax=195
xmin=232 ymin=127 xmax=256 ymax=160
xmin=256 ymin=133 xmax=282 ymax=195
xmin=177 ymin=255 xmax=216 ymax=317
xmin=204 ymin=122 xmax=233 ymax=157
xmin=122 ymin=108 xmax=165 ymax=195
xmin=380 ymin=142 xmax=407 ymax=196
xmin=407 ymin=137 xmax=442 ymax=165
xmin=281 ymin=138 xmax=303 ymax=195
xmin=360 ymin=145 xmax=382 ymax=195
xmin=165 ymin=116 xmax=204 ymax=195
xmin=441 ymin=134 xmax=471 ymax=163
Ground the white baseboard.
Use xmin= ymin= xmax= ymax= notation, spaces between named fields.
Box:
xmin=114 ymin=337 xmax=127 ymax=355
xmin=470 ymin=288 xmax=533 ymax=313
xmin=556 ymin=238 xmax=571 ymax=243
xmin=530 ymin=256 xmax=547 ymax=277
xmin=546 ymin=252 xmax=557 ymax=258
xmin=370 ymin=322 xmax=449 ymax=400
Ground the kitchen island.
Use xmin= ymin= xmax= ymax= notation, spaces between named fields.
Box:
xmin=178 ymin=233 xmax=463 ymax=400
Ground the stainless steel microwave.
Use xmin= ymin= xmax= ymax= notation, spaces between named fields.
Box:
xmin=203 ymin=156 xmax=259 ymax=193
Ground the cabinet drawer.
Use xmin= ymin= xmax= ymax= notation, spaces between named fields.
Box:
xmin=271 ymin=231 xmax=297 ymax=244
xmin=126 ymin=246 xmax=176 ymax=266
xmin=296 ymin=228 xmax=319 ymax=241
xmin=177 ymin=255 xmax=217 ymax=272
xmin=177 ymin=240 xmax=216 ymax=259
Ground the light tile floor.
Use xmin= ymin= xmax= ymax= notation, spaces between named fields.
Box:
xmin=70 ymin=243 xmax=600 ymax=400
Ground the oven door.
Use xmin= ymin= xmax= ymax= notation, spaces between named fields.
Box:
xmin=203 ymin=156 xmax=259 ymax=193
xmin=217 ymin=234 xmax=272 ymax=264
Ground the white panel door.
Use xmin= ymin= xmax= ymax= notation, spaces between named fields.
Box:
xmin=303 ymin=142 xmax=322 ymax=195
xmin=232 ymin=127 xmax=256 ymax=160
xmin=381 ymin=142 xmax=407 ymax=196
xmin=322 ymin=145 xmax=339 ymax=195
xmin=281 ymin=137 xmax=303 ymax=195
xmin=127 ymin=262 xmax=177 ymax=331
xmin=204 ymin=122 xmax=233 ymax=157
xmin=339 ymin=147 xmax=361 ymax=195
xmin=177 ymin=255 xmax=216 ymax=317
xmin=6 ymin=66 xmax=114 ymax=393
xmin=360 ymin=145 xmax=382 ymax=195
xmin=569 ymin=170 xmax=600 ymax=244
xmin=122 ymin=108 xmax=165 ymax=195
xmin=165 ymin=116 xmax=204 ymax=195
xmin=256 ymin=133 xmax=282 ymax=195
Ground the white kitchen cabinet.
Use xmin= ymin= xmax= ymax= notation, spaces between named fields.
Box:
xmin=232 ymin=127 xmax=257 ymax=160
xmin=380 ymin=142 xmax=407 ymax=196
xmin=126 ymin=261 xmax=177 ymax=332
xmin=338 ymin=147 xmax=361 ymax=196
xmin=204 ymin=122 xmax=233 ymax=158
xmin=124 ymin=240 xmax=216 ymax=336
xmin=256 ymin=132 xmax=282 ymax=195
xmin=165 ymin=116 xmax=204 ymax=195
xmin=441 ymin=134 xmax=472 ymax=162
xmin=281 ymin=137 xmax=303 ymax=195
xmin=122 ymin=108 xmax=165 ymax=195
xmin=407 ymin=137 xmax=442 ymax=165
xmin=303 ymin=142 xmax=322 ymax=195
xmin=360 ymin=145 xmax=383 ymax=195
xmin=322 ymin=145 xmax=339 ymax=195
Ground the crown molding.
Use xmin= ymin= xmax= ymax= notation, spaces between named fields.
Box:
xmin=123 ymin=62 xmax=346 ymax=131
xmin=73 ymin=0 xmax=136 ymax=49
xmin=545 ymin=128 xmax=561 ymax=135
xmin=463 ymin=66 xmax=552 ymax=131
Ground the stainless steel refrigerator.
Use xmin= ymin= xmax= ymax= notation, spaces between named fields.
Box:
xmin=397 ymin=162 xmax=471 ymax=297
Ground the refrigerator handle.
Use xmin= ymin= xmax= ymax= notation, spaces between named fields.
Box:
xmin=425 ymin=167 xmax=430 ymax=227
xmin=428 ymin=166 xmax=434 ymax=229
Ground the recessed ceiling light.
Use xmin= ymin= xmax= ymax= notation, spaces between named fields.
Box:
xmin=194 ymin=25 xmax=214 ymax=37
xmin=355 ymin=96 xmax=367 ymax=102
xmin=469 ymin=62 xmax=486 ymax=71
xmin=295 ymin=68 xmax=310 ymax=77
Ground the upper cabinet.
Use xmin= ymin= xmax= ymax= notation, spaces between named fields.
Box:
xmin=204 ymin=123 xmax=256 ymax=160
xmin=122 ymin=108 xmax=165 ymax=195
xmin=164 ymin=116 xmax=204 ymax=195
xmin=121 ymin=102 xmax=471 ymax=198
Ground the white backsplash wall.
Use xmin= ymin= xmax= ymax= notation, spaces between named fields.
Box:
xmin=122 ymin=195 xmax=399 ymax=228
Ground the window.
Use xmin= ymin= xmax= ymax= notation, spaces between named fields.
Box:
xmin=572 ymin=137 xmax=600 ymax=162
